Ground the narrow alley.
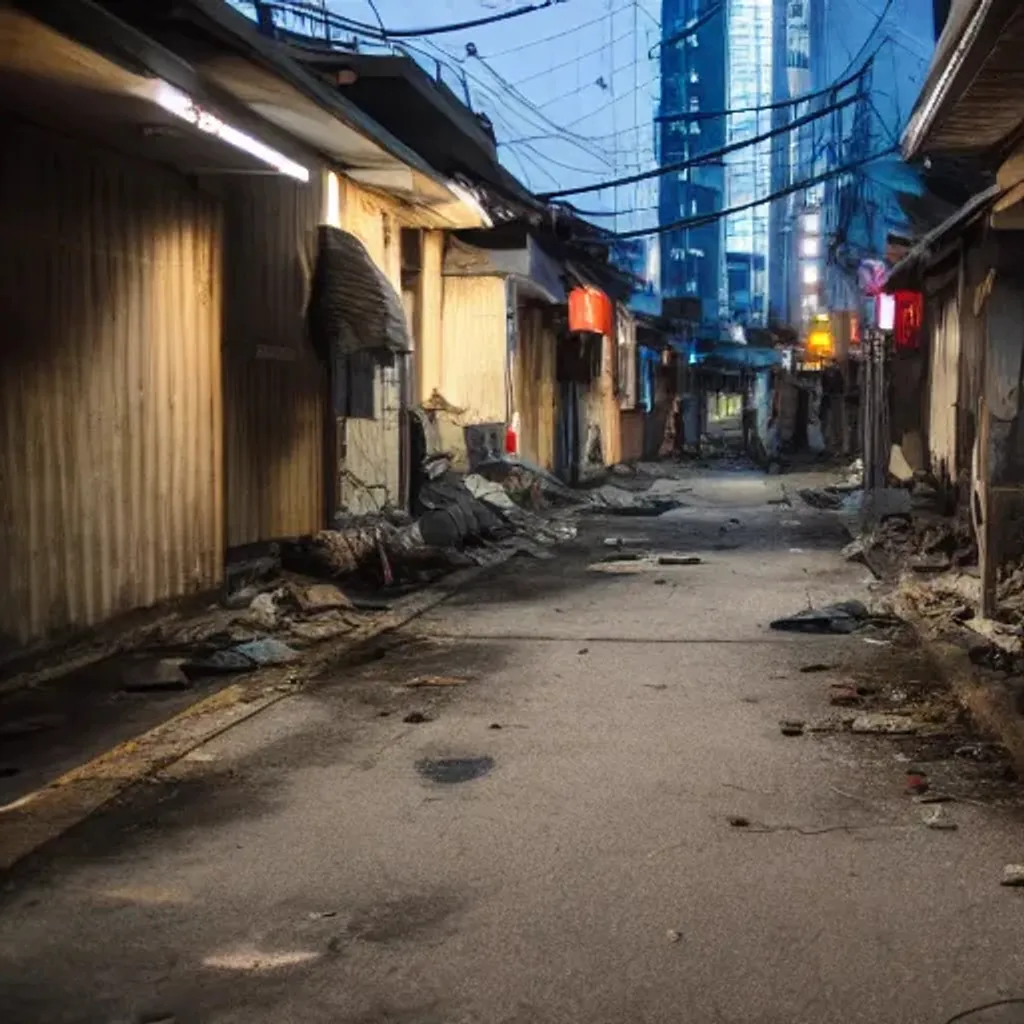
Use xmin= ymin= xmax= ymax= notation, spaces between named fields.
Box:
xmin=3 ymin=463 xmax=1024 ymax=1024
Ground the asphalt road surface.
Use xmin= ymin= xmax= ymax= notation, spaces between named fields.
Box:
xmin=4 ymin=467 xmax=1024 ymax=1024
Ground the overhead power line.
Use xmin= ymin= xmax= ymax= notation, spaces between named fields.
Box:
xmin=611 ymin=146 xmax=900 ymax=239
xmin=252 ymin=0 xmax=570 ymax=39
xmin=540 ymin=91 xmax=862 ymax=199
xmin=482 ymin=2 xmax=632 ymax=59
xmin=657 ymin=60 xmax=871 ymax=123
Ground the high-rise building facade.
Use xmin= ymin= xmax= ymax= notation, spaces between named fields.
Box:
xmin=658 ymin=0 xmax=727 ymax=328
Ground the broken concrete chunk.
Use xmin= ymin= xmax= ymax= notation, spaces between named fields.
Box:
xmin=1001 ymin=865 xmax=1024 ymax=887
xmin=850 ymin=713 xmax=918 ymax=735
xmin=121 ymin=659 xmax=190 ymax=693
xmin=888 ymin=443 xmax=914 ymax=483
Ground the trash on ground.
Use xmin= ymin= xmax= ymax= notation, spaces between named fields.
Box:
xmin=829 ymin=684 xmax=861 ymax=707
xmin=1000 ymin=865 xmax=1024 ymax=887
xmin=406 ymin=675 xmax=470 ymax=689
xmin=780 ymin=719 xmax=806 ymax=737
xmin=769 ymin=600 xmax=869 ymax=635
xmin=294 ymin=583 xmax=352 ymax=612
xmin=666 ymin=929 xmax=682 ymax=943
xmin=921 ymin=806 xmax=957 ymax=830
xmin=727 ymin=815 xmax=751 ymax=828
xmin=850 ymin=713 xmax=919 ymax=735
xmin=603 ymin=536 xmax=649 ymax=548
xmin=800 ymin=663 xmax=836 ymax=673
xmin=905 ymin=770 xmax=929 ymax=795
xmin=233 ymin=638 xmax=301 ymax=667
xmin=403 ymin=712 xmax=430 ymax=724
xmin=656 ymin=554 xmax=703 ymax=566
xmin=121 ymin=658 xmax=190 ymax=693
xmin=798 ymin=487 xmax=844 ymax=510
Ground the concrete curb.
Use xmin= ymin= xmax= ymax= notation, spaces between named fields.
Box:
xmin=0 ymin=564 xmax=486 ymax=874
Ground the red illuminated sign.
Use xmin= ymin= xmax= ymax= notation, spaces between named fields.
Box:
xmin=893 ymin=291 xmax=922 ymax=350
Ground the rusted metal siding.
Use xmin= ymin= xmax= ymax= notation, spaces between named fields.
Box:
xmin=337 ymin=180 xmax=406 ymax=513
xmin=0 ymin=123 xmax=223 ymax=651
xmin=515 ymin=303 xmax=557 ymax=471
xmin=440 ymin=275 xmax=508 ymax=423
xmin=223 ymin=174 xmax=325 ymax=546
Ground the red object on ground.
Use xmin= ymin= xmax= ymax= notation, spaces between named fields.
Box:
xmin=568 ymin=286 xmax=614 ymax=337
xmin=906 ymin=771 xmax=929 ymax=795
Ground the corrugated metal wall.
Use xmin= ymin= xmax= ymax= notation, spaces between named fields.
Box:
xmin=0 ymin=123 xmax=223 ymax=651
xmin=440 ymin=276 xmax=508 ymax=422
xmin=223 ymin=175 xmax=325 ymax=546
xmin=515 ymin=303 xmax=557 ymax=470
xmin=337 ymin=180 xmax=406 ymax=513
xmin=928 ymin=287 xmax=961 ymax=485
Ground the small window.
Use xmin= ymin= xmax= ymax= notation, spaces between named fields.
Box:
xmin=689 ymin=121 xmax=701 ymax=135
xmin=689 ymin=96 xmax=699 ymax=112
xmin=689 ymin=70 xmax=699 ymax=84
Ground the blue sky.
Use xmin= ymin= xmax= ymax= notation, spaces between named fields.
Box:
xmin=322 ymin=1 xmax=936 ymax=236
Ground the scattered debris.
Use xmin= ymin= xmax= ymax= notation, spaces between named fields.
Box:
xmin=656 ymin=554 xmax=702 ymax=566
xmin=294 ymin=583 xmax=352 ymax=613
xmin=235 ymin=638 xmax=301 ymax=667
xmin=798 ymin=487 xmax=844 ymax=511
xmin=829 ymin=684 xmax=861 ymax=707
xmin=1000 ymin=865 xmax=1024 ymax=887
xmin=403 ymin=712 xmax=430 ymax=724
xmin=247 ymin=591 xmax=282 ymax=630
xmin=921 ymin=805 xmax=958 ymax=830
xmin=800 ymin=663 xmax=836 ymax=674
xmin=120 ymin=659 xmax=190 ymax=693
xmin=654 ymin=577 xmax=668 ymax=585
xmin=780 ymin=719 xmax=806 ymax=737
xmin=727 ymin=815 xmax=751 ymax=828
xmin=416 ymin=756 xmax=494 ymax=785
xmin=307 ymin=910 xmax=338 ymax=921
xmin=915 ymin=793 xmax=954 ymax=805
xmin=906 ymin=770 xmax=929 ymax=795
xmin=666 ymin=929 xmax=682 ymax=944
xmin=578 ymin=648 xmax=590 ymax=655
xmin=770 ymin=600 xmax=870 ymax=635
xmin=603 ymin=536 xmax=649 ymax=548
xmin=850 ymin=713 xmax=918 ymax=735
xmin=406 ymin=675 xmax=470 ymax=689
xmin=489 ymin=723 xmax=503 ymax=730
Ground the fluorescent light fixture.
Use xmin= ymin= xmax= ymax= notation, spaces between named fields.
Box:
xmin=802 ymin=264 xmax=819 ymax=285
xmin=800 ymin=237 xmax=819 ymax=257
xmin=802 ymin=212 xmax=820 ymax=235
xmin=151 ymin=81 xmax=310 ymax=182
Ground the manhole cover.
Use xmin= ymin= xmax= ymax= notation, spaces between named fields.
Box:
xmin=416 ymin=756 xmax=494 ymax=784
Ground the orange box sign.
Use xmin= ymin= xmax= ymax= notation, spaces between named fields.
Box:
xmin=568 ymin=286 xmax=614 ymax=337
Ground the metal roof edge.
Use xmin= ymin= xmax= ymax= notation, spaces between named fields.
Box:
xmin=886 ymin=183 xmax=1003 ymax=289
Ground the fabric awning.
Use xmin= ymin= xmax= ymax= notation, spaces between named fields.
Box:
xmin=308 ymin=226 xmax=412 ymax=359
